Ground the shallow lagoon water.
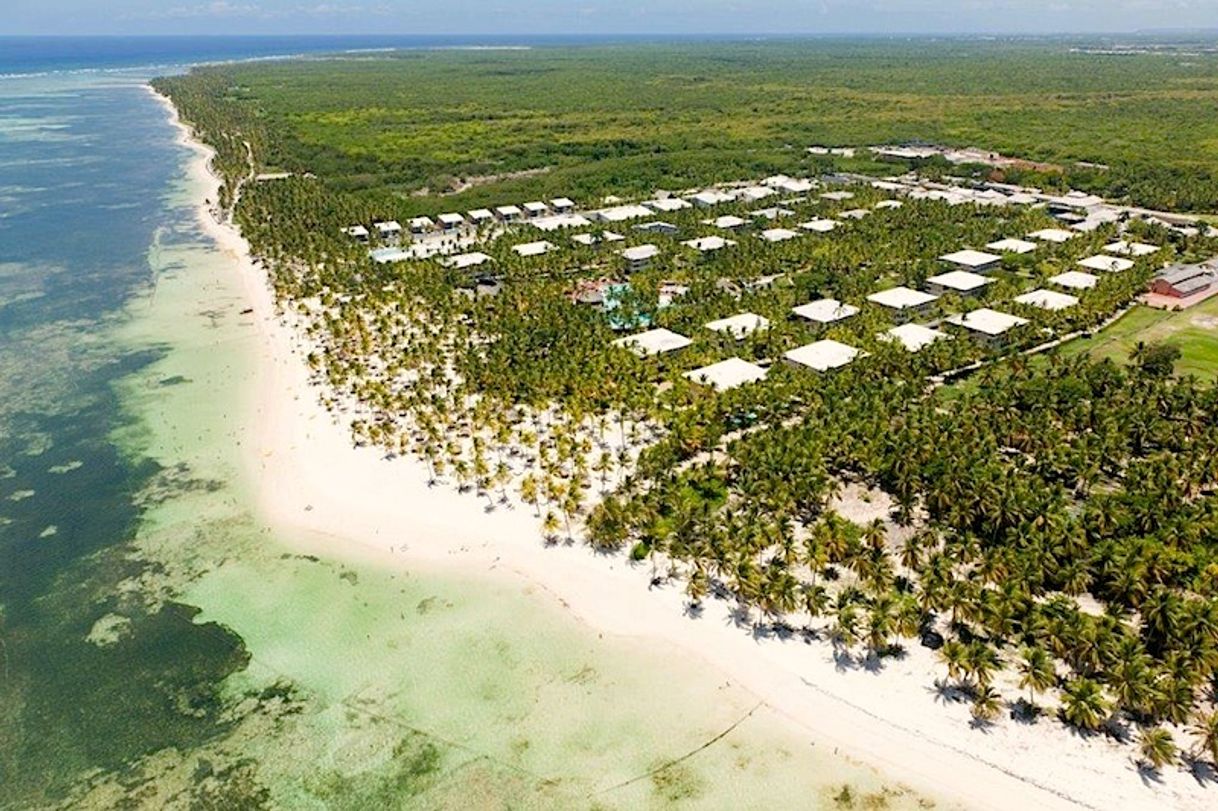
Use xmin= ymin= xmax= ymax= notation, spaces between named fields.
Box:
xmin=1 ymin=64 xmax=941 ymax=810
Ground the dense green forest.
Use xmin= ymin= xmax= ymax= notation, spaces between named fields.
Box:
xmin=153 ymin=40 xmax=1218 ymax=776
xmin=159 ymin=41 xmax=1218 ymax=213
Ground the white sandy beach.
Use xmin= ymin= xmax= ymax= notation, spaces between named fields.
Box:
xmin=156 ymin=87 xmax=1213 ymax=811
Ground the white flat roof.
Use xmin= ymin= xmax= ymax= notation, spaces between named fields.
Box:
xmin=612 ymin=328 xmax=692 ymax=357
xmin=785 ymin=339 xmax=863 ymax=371
xmin=792 ymin=298 xmax=860 ymax=324
xmin=437 ymin=212 xmax=464 ymax=225
xmin=1048 ymin=270 xmax=1099 ymax=290
xmin=620 ymin=244 xmax=660 ymax=261
xmin=495 ymin=205 xmax=522 ymax=216
xmin=940 ymin=249 xmax=1002 ymax=268
xmin=706 ymin=215 xmax=747 ymax=229
xmin=867 ymin=286 xmax=939 ymax=310
xmin=1013 ymin=289 xmax=1080 ymax=311
xmin=410 ymin=216 xmax=434 ymax=228
xmin=799 ymin=219 xmax=839 ymax=233
xmin=468 ymin=208 xmax=494 ymax=220
xmin=523 ymin=201 xmax=548 ymax=212
xmin=740 ymin=185 xmax=777 ymax=200
xmin=820 ymin=190 xmax=855 ymax=201
xmin=596 ymin=204 xmax=654 ymax=222
xmin=705 ymin=312 xmax=771 ymax=338
xmin=551 ymin=197 xmax=576 ymax=208
xmin=645 ymin=198 xmax=692 ymax=213
xmin=571 ymin=233 xmax=598 ymax=246
xmin=1078 ymin=254 xmax=1135 ymax=273
xmin=689 ymin=190 xmax=736 ymax=205
xmin=445 ymin=251 xmax=492 ymax=269
xmin=760 ymin=227 xmax=799 ymax=243
xmin=532 ymin=213 xmax=591 ymax=231
xmin=375 ymin=220 xmax=402 ymax=232
xmin=875 ymin=200 xmax=903 ymax=209
xmin=344 ymin=225 xmax=368 ymax=237
xmin=881 ymin=323 xmax=949 ymax=352
xmin=683 ymin=235 xmax=736 ymax=252
xmin=946 ymin=308 xmax=1029 ymax=336
xmin=986 ymin=238 xmax=1038 ymax=255
xmin=512 ymin=240 xmax=556 ymax=257
xmin=684 ymin=358 xmax=768 ymax=391
xmin=926 ymin=270 xmax=995 ymax=292
xmin=1028 ymin=228 xmax=1077 ymax=243
xmin=777 ymin=178 xmax=815 ymax=193
xmin=1104 ymin=240 xmax=1160 ymax=257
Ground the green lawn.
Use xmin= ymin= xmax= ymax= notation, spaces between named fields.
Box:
xmin=1062 ymin=297 xmax=1218 ymax=379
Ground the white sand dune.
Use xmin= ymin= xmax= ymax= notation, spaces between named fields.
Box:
xmin=155 ymin=86 xmax=1210 ymax=811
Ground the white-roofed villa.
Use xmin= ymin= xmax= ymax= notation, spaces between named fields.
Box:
xmin=867 ymin=286 xmax=939 ymax=323
xmin=945 ymin=308 xmax=1030 ymax=349
xmin=684 ymin=358 xmax=768 ymax=391
xmin=881 ymin=323 xmax=949 ymax=352
xmin=986 ymin=238 xmax=1038 ymax=255
xmin=1078 ymin=255 xmax=1135 ymax=273
xmin=925 ymin=270 xmax=995 ymax=297
xmin=1013 ymin=289 xmax=1080 ymax=311
xmin=792 ymin=298 xmax=860 ymax=325
xmin=784 ymin=339 xmax=864 ymax=372
xmin=612 ymin=327 xmax=692 ymax=357
xmin=705 ymin=312 xmax=770 ymax=340
xmin=940 ymin=249 xmax=1003 ymax=273
xmin=1049 ymin=270 xmax=1099 ymax=291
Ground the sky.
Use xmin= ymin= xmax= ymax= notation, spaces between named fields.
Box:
xmin=2 ymin=0 xmax=1218 ymax=37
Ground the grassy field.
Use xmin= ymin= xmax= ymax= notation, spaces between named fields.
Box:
xmin=1061 ymin=296 xmax=1218 ymax=378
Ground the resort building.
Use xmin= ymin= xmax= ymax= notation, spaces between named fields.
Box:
xmin=689 ymin=189 xmax=736 ymax=207
xmin=760 ymin=227 xmax=799 ymax=243
xmin=1028 ymin=228 xmax=1077 ymax=244
xmin=820 ymin=190 xmax=855 ymax=201
xmin=592 ymin=204 xmax=654 ymax=223
xmin=784 ymin=339 xmax=864 ymax=372
xmin=774 ymin=178 xmax=815 ymax=194
xmin=706 ymin=215 xmax=748 ymax=231
xmin=684 ymin=358 xmax=768 ymax=391
xmin=986 ymin=238 xmax=1038 ymax=255
xmin=1013 ymin=289 xmax=1080 ymax=311
xmin=682 ymin=358 xmax=764 ymax=389
xmin=867 ymin=286 xmax=939 ymax=322
xmin=705 ymin=312 xmax=771 ymax=340
xmin=445 ymin=251 xmax=492 ymax=270
xmin=880 ymin=323 xmax=949 ymax=352
xmin=752 ymin=206 xmax=796 ymax=221
xmin=1104 ymin=240 xmax=1160 ymax=257
xmin=925 ymin=270 xmax=995 ymax=298
xmin=800 ymin=219 xmax=839 ymax=233
xmin=533 ymin=214 xmax=592 ymax=231
xmin=739 ymin=185 xmax=777 ymax=203
xmin=342 ymin=225 xmax=369 ymax=242
xmin=1078 ymin=255 xmax=1135 ymax=273
xmin=682 ymin=235 xmax=736 ymax=253
xmin=522 ymin=201 xmax=549 ymax=218
xmin=940 ymin=249 xmax=1003 ymax=273
xmin=635 ymin=221 xmax=679 ymax=236
xmin=1049 ymin=270 xmax=1099 ymax=291
xmin=620 ymin=243 xmax=660 ymax=272
xmin=467 ymin=208 xmax=494 ymax=225
xmin=495 ymin=205 xmax=523 ymax=222
xmin=437 ymin=213 xmax=465 ymax=231
xmin=1150 ymin=262 xmax=1218 ymax=299
xmin=551 ymin=197 xmax=576 ymax=213
xmin=945 ymin=308 xmax=1029 ymax=349
xmin=645 ymin=198 xmax=692 ymax=214
xmin=791 ymin=298 xmax=860 ymax=325
xmin=512 ymin=240 xmax=556 ymax=257
xmin=874 ymin=199 xmax=903 ymax=210
xmin=612 ymin=327 xmax=692 ymax=357
xmin=374 ymin=220 xmax=402 ymax=243
xmin=409 ymin=216 xmax=434 ymax=235
xmin=840 ymin=208 xmax=871 ymax=220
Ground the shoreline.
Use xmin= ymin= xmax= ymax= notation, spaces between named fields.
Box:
xmin=151 ymin=85 xmax=1207 ymax=811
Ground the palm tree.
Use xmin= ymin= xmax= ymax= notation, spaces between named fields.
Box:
xmin=1190 ymin=710 xmax=1218 ymax=766
xmin=1059 ymin=677 xmax=1111 ymax=732
xmin=1137 ymin=726 xmax=1177 ymax=771
xmin=1017 ymin=646 xmax=1056 ymax=711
